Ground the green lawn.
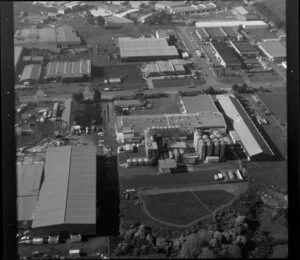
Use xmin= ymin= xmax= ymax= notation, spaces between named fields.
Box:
xmin=142 ymin=192 xmax=211 ymax=225
xmin=193 ymin=190 xmax=235 ymax=211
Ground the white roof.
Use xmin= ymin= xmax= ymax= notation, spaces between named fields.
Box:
xmin=90 ymin=8 xmax=112 ymax=17
xmin=217 ymin=95 xmax=273 ymax=158
xmin=196 ymin=20 xmax=267 ymax=28
xmin=235 ymin=6 xmax=249 ymax=15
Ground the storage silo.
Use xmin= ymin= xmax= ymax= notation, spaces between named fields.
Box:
xmin=210 ymin=134 xmax=215 ymax=139
xmin=216 ymin=133 xmax=222 ymax=139
xmin=138 ymin=158 xmax=144 ymax=166
xmin=220 ymin=141 xmax=226 ymax=158
xmin=194 ymin=131 xmax=201 ymax=152
xmin=179 ymin=148 xmax=185 ymax=154
xmin=132 ymin=158 xmax=138 ymax=166
xmin=169 ymin=150 xmax=173 ymax=159
xmin=223 ymin=136 xmax=232 ymax=145
xmin=202 ymin=134 xmax=208 ymax=140
xmin=214 ymin=140 xmax=220 ymax=156
xmin=127 ymin=158 xmax=133 ymax=167
xmin=206 ymin=140 xmax=213 ymax=156
xmin=173 ymin=149 xmax=180 ymax=162
xmin=197 ymin=140 xmax=206 ymax=160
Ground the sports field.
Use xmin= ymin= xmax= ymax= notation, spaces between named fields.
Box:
xmin=193 ymin=190 xmax=235 ymax=211
xmin=142 ymin=192 xmax=211 ymax=225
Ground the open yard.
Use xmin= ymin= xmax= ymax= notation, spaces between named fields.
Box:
xmin=193 ymin=190 xmax=235 ymax=211
xmin=142 ymin=192 xmax=211 ymax=225
xmin=153 ymin=77 xmax=205 ymax=89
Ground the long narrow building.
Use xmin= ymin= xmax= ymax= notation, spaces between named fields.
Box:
xmin=216 ymin=94 xmax=274 ymax=161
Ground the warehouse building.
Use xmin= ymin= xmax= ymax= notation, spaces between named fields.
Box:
xmin=196 ymin=20 xmax=268 ymax=29
xmin=45 ymin=60 xmax=91 ymax=82
xmin=205 ymin=27 xmax=227 ymax=41
xmin=222 ymin=27 xmax=243 ymax=41
xmin=210 ymin=41 xmax=243 ymax=69
xmin=194 ymin=2 xmax=216 ymax=11
xmin=32 ymin=146 xmax=97 ymax=235
xmin=232 ymin=6 xmax=259 ymax=21
xmin=130 ymin=1 xmax=149 ymax=8
xmin=155 ymin=29 xmax=175 ymax=39
xmin=229 ymin=41 xmax=260 ymax=57
xmin=19 ymin=64 xmax=42 ymax=84
xmin=118 ymin=37 xmax=179 ymax=62
xmin=155 ymin=1 xmax=187 ymax=10
xmin=217 ymin=94 xmax=274 ymax=161
xmin=22 ymin=56 xmax=44 ymax=65
xmin=17 ymin=162 xmax=44 ymax=228
xmin=14 ymin=26 xmax=81 ymax=52
xmin=15 ymin=46 xmax=24 ymax=76
xmin=180 ymin=95 xmax=219 ymax=114
xmin=169 ymin=5 xmax=198 ymax=14
xmin=257 ymin=41 xmax=286 ymax=61
xmin=115 ymin=112 xmax=227 ymax=139
xmin=144 ymin=59 xmax=186 ymax=77
xmin=196 ymin=28 xmax=210 ymax=41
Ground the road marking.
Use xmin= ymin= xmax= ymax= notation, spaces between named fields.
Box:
xmin=190 ymin=191 xmax=212 ymax=213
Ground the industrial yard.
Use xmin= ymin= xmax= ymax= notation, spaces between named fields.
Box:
xmin=10 ymin=1 xmax=288 ymax=259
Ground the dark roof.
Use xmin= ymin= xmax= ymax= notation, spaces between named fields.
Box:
xmin=230 ymin=41 xmax=259 ymax=54
xmin=20 ymin=64 xmax=42 ymax=82
xmin=196 ymin=28 xmax=209 ymax=39
xmin=205 ymin=27 xmax=226 ymax=38
xmin=181 ymin=95 xmax=219 ymax=113
xmin=32 ymin=146 xmax=96 ymax=228
xmin=222 ymin=27 xmax=239 ymax=37
xmin=211 ymin=41 xmax=242 ymax=66
xmin=14 ymin=46 xmax=23 ymax=68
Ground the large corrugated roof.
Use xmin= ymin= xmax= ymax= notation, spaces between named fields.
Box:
xmin=20 ymin=64 xmax=41 ymax=82
xmin=205 ymin=27 xmax=227 ymax=38
xmin=216 ymin=95 xmax=274 ymax=158
xmin=56 ymin=26 xmax=81 ymax=44
xmin=157 ymin=60 xmax=174 ymax=72
xmin=17 ymin=162 xmax=44 ymax=196
xmin=196 ymin=20 xmax=267 ymax=28
xmin=230 ymin=41 xmax=259 ymax=55
xmin=196 ymin=28 xmax=209 ymax=39
xmin=32 ymin=146 xmax=96 ymax=228
xmin=210 ymin=41 xmax=242 ymax=66
xmin=119 ymin=37 xmax=179 ymax=58
xmin=222 ymin=27 xmax=239 ymax=37
xmin=17 ymin=196 xmax=38 ymax=222
xmin=258 ymin=41 xmax=286 ymax=58
xmin=181 ymin=95 xmax=219 ymax=114
xmin=65 ymin=146 xmax=97 ymax=224
xmin=14 ymin=46 xmax=23 ymax=68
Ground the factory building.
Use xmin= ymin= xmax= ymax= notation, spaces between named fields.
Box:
xmin=14 ymin=26 xmax=82 ymax=52
xmin=179 ymin=95 xmax=219 ymax=114
xmin=17 ymin=162 xmax=44 ymax=229
xmin=205 ymin=27 xmax=227 ymax=41
xmin=257 ymin=41 xmax=286 ymax=61
xmin=155 ymin=29 xmax=175 ymax=39
xmin=210 ymin=41 xmax=243 ymax=69
xmin=118 ymin=37 xmax=179 ymax=62
xmin=15 ymin=46 xmax=24 ymax=76
xmin=130 ymin=1 xmax=149 ymax=8
xmin=169 ymin=5 xmax=198 ymax=14
xmin=155 ymin=1 xmax=187 ymax=10
xmin=144 ymin=60 xmax=186 ymax=77
xmin=32 ymin=146 xmax=97 ymax=235
xmin=196 ymin=28 xmax=210 ymax=41
xmin=229 ymin=41 xmax=260 ymax=57
xmin=217 ymin=94 xmax=274 ymax=161
xmin=45 ymin=60 xmax=91 ymax=82
xmin=115 ymin=112 xmax=227 ymax=143
xmin=222 ymin=27 xmax=243 ymax=41
xmin=22 ymin=56 xmax=44 ymax=65
xmin=19 ymin=64 xmax=42 ymax=84
xmin=196 ymin=20 xmax=268 ymax=29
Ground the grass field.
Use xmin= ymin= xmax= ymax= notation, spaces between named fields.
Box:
xmin=261 ymin=0 xmax=286 ymax=23
xmin=249 ymin=74 xmax=282 ymax=83
xmin=257 ymin=88 xmax=287 ymax=123
xmin=142 ymin=192 xmax=211 ymax=225
xmin=193 ymin=190 xmax=235 ymax=211
xmin=132 ymin=96 xmax=181 ymax=115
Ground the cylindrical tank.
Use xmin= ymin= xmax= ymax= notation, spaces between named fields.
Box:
xmin=220 ymin=141 xmax=226 ymax=158
xmin=216 ymin=133 xmax=222 ymax=139
xmin=202 ymin=134 xmax=208 ymax=140
xmin=212 ymin=130 xmax=219 ymax=135
xmin=173 ymin=149 xmax=180 ymax=162
xmin=197 ymin=140 xmax=205 ymax=160
xmin=169 ymin=150 xmax=173 ymax=159
xmin=132 ymin=158 xmax=138 ymax=166
xmin=179 ymin=148 xmax=185 ymax=154
xmin=206 ymin=141 xmax=213 ymax=156
xmin=214 ymin=141 xmax=220 ymax=156
xmin=194 ymin=132 xmax=201 ymax=152
xmin=127 ymin=158 xmax=133 ymax=167
xmin=138 ymin=158 xmax=144 ymax=166
xmin=223 ymin=136 xmax=232 ymax=145
xmin=144 ymin=158 xmax=150 ymax=165
xmin=210 ymin=134 xmax=215 ymax=139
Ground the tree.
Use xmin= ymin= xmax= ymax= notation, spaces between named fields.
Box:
xmin=232 ymin=84 xmax=239 ymax=92
xmin=72 ymin=92 xmax=84 ymax=103
xmin=93 ymin=89 xmax=101 ymax=103
xmin=206 ymin=86 xmax=215 ymax=94
xmin=180 ymin=234 xmax=203 ymax=258
xmin=96 ymin=15 xmax=106 ymax=26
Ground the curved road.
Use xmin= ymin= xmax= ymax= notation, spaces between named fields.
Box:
xmin=137 ymin=182 xmax=248 ymax=228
